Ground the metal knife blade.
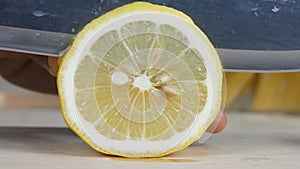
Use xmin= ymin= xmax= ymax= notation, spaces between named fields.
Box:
xmin=1 ymin=25 xmax=300 ymax=72
xmin=0 ymin=26 xmax=73 ymax=57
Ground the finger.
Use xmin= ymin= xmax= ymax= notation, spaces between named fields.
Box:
xmin=206 ymin=111 xmax=227 ymax=133
xmin=27 ymin=54 xmax=51 ymax=73
xmin=48 ymin=57 xmax=59 ymax=76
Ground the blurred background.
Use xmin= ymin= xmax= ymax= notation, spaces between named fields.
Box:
xmin=0 ymin=72 xmax=299 ymax=127
xmin=226 ymin=72 xmax=300 ymax=113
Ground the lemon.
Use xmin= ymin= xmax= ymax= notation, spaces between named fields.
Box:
xmin=57 ymin=2 xmax=223 ymax=157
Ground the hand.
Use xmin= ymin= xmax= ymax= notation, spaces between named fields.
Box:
xmin=47 ymin=57 xmax=227 ymax=133
xmin=1 ymin=51 xmax=227 ymax=133
xmin=0 ymin=51 xmax=57 ymax=94
xmin=48 ymin=57 xmax=227 ymax=133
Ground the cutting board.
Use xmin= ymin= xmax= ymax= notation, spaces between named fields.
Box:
xmin=0 ymin=113 xmax=299 ymax=169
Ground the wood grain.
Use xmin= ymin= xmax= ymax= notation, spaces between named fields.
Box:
xmin=0 ymin=113 xmax=299 ymax=169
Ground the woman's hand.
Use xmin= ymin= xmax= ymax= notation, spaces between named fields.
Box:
xmin=0 ymin=51 xmax=57 ymax=94
xmin=47 ymin=56 xmax=227 ymax=133
xmin=1 ymin=52 xmax=227 ymax=133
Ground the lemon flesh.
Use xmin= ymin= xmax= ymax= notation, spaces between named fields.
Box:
xmin=57 ymin=2 xmax=223 ymax=157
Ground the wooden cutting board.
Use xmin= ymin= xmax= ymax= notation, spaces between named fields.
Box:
xmin=0 ymin=113 xmax=299 ymax=169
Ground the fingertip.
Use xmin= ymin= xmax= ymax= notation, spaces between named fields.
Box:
xmin=213 ymin=112 xmax=227 ymax=133
xmin=48 ymin=57 xmax=59 ymax=76
xmin=207 ymin=111 xmax=227 ymax=133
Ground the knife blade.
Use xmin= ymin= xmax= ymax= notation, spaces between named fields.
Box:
xmin=1 ymin=25 xmax=299 ymax=72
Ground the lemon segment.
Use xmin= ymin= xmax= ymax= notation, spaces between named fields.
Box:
xmin=58 ymin=2 xmax=223 ymax=157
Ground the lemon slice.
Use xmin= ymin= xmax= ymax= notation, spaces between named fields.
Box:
xmin=57 ymin=2 xmax=223 ymax=157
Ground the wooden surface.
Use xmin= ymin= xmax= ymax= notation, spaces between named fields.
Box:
xmin=0 ymin=112 xmax=299 ymax=169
